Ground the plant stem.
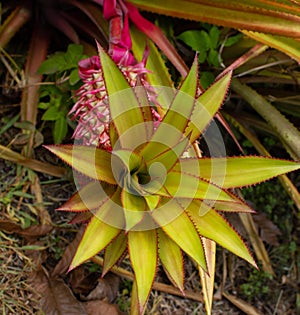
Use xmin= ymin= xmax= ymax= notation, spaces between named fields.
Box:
xmin=231 ymin=78 xmax=300 ymax=160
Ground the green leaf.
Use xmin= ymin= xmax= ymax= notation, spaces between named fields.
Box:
xmin=70 ymin=192 xmax=123 ymax=269
xmin=207 ymin=49 xmax=220 ymax=67
xmin=152 ymin=199 xmax=207 ymax=271
xmin=158 ymin=228 xmax=184 ymax=293
xmin=177 ymin=30 xmax=211 ymax=52
xmin=69 ymin=68 xmax=80 ymax=85
xmin=187 ymin=201 xmax=256 ymax=267
xmin=175 ymin=156 xmax=300 ymax=189
xmin=102 ymin=232 xmax=127 ymax=276
xmin=224 ymin=33 xmax=242 ymax=47
xmin=141 ymin=58 xmax=198 ymax=162
xmin=53 ymin=117 xmax=68 ymax=144
xmin=200 ymin=71 xmax=215 ymax=89
xmin=66 ymin=44 xmax=83 ymax=61
xmin=128 ymin=229 xmax=157 ymax=313
xmin=37 ymin=52 xmax=66 ymax=74
xmin=198 ymin=49 xmax=207 ymax=64
xmin=42 ymin=106 xmax=61 ymax=121
xmin=97 ymin=44 xmax=148 ymax=149
xmin=185 ymin=71 xmax=232 ymax=143
xmin=45 ymin=145 xmax=116 ymax=184
xmin=209 ymin=26 xmax=219 ymax=49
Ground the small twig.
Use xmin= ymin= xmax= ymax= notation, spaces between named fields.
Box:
xmin=234 ymin=59 xmax=291 ymax=78
xmin=272 ymin=290 xmax=283 ymax=315
xmin=91 ymin=256 xmax=203 ymax=303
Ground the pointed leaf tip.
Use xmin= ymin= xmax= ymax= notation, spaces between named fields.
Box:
xmin=128 ymin=229 xmax=157 ymax=312
xmin=45 ymin=145 xmax=116 ymax=184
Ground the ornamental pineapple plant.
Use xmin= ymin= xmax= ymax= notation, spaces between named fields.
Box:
xmin=46 ymin=44 xmax=300 ymax=314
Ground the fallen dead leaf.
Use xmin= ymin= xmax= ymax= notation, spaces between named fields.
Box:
xmin=30 ymin=267 xmax=88 ymax=315
xmin=68 ymin=266 xmax=99 ymax=295
xmin=0 ymin=220 xmax=53 ymax=238
xmin=253 ymin=212 xmax=281 ymax=246
xmin=84 ymin=300 xmax=124 ymax=315
xmin=84 ymin=274 xmax=120 ymax=303
xmin=52 ymin=227 xmax=84 ymax=277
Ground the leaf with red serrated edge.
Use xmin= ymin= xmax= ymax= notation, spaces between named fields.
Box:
xmin=141 ymin=57 xmax=198 ymax=162
xmin=187 ymin=201 xmax=256 ymax=267
xmin=185 ymin=71 xmax=232 ymax=143
xmin=102 ymin=232 xmax=127 ymax=276
xmin=211 ymin=200 xmax=254 ymax=213
xmin=127 ymin=0 xmax=300 ymax=38
xmin=128 ymin=229 xmax=157 ymax=314
xmin=150 ymin=170 xmax=249 ymax=208
xmin=174 ymin=156 xmax=300 ymax=189
xmin=130 ymin=280 xmax=140 ymax=315
xmin=70 ymin=191 xmax=124 ymax=270
xmin=69 ymin=212 xmax=93 ymax=224
xmin=97 ymin=44 xmax=148 ymax=150
xmin=199 ymin=238 xmax=216 ymax=315
xmin=152 ymin=199 xmax=207 ymax=272
xmin=58 ymin=181 xmax=116 ymax=212
xmin=45 ymin=145 xmax=116 ymax=184
xmin=158 ymin=228 xmax=184 ymax=293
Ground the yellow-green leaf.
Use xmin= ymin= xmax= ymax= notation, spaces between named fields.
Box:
xmin=158 ymin=228 xmax=184 ymax=293
xmin=155 ymin=170 xmax=247 ymax=205
xmin=199 ymin=238 xmax=216 ymax=315
xmin=187 ymin=201 xmax=256 ymax=267
xmin=242 ymin=31 xmax=300 ymax=63
xmin=121 ymin=190 xmax=146 ymax=231
xmin=128 ymin=229 xmax=157 ymax=313
xmin=97 ymin=44 xmax=148 ymax=149
xmin=128 ymin=0 xmax=300 ymax=38
xmin=131 ymin=27 xmax=174 ymax=112
xmin=141 ymin=58 xmax=198 ymax=161
xmin=152 ymin=199 xmax=207 ymax=271
xmin=45 ymin=145 xmax=116 ymax=184
xmin=102 ymin=232 xmax=127 ymax=276
xmin=185 ymin=71 xmax=232 ymax=143
xmin=70 ymin=191 xmax=124 ymax=269
xmin=175 ymin=157 xmax=300 ymax=189
xmin=58 ymin=181 xmax=115 ymax=212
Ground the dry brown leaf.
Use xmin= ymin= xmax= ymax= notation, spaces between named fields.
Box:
xmin=84 ymin=300 xmax=124 ymax=315
xmin=31 ymin=267 xmax=88 ymax=315
xmin=0 ymin=220 xmax=53 ymax=237
xmin=253 ymin=212 xmax=281 ymax=246
xmin=52 ymin=227 xmax=84 ymax=277
xmin=69 ymin=267 xmax=99 ymax=295
xmin=84 ymin=274 xmax=120 ymax=303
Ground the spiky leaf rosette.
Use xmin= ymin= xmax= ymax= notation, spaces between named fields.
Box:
xmin=46 ymin=46 xmax=300 ymax=314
